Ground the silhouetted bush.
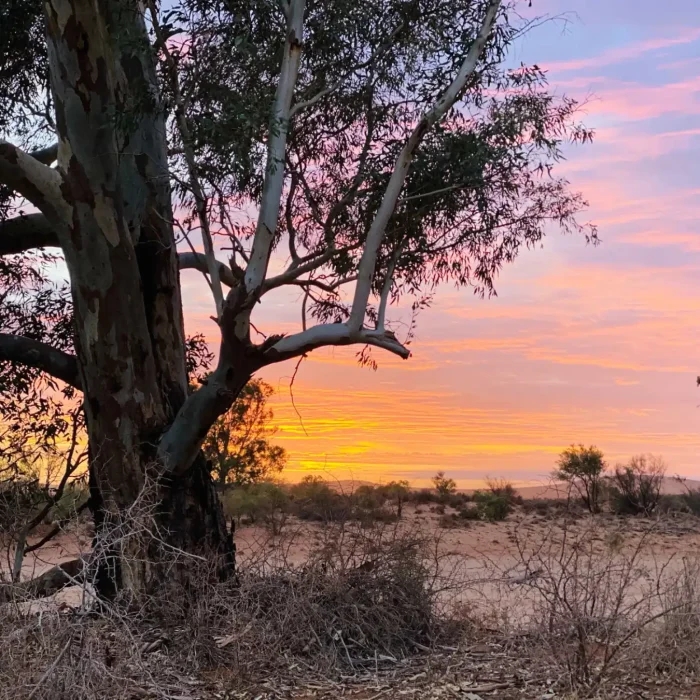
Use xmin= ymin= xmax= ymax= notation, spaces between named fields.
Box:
xmin=432 ymin=471 xmax=457 ymax=503
xmin=555 ymin=444 xmax=607 ymax=513
xmin=609 ymin=455 xmax=665 ymax=516
xmin=289 ymin=476 xmax=350 ymax=522
xmin=222 ymin=482 xmax=289 ymax=533
xmin=412 ymin=489 xmax=437 ymax=505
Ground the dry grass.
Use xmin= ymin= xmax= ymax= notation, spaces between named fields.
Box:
xmin=4 ymin=498 xmax=700 ymax=699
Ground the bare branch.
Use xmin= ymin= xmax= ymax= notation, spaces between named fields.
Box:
xmin=262 ymin=242 xmax=361 ymax=292
xmin=0 ymin=212 xmax=60 ymax=255
xmin=148 ymin=1 xmax=226 ymax=318
xmin=244 ymin=0 xmax=306 ymax=295
xmin=377 ymin=243 xmax=403 ymax=332
xmin=284 ymin=275 xmax=357 ymax=293
xmin=0 ymin=334 xmax=81 ymax=389
xmin=347 ymin=0 xmax=502 ymax=331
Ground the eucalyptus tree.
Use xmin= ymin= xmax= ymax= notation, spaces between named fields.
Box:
xmin=0 ymin=0 xmax=594 ymax=597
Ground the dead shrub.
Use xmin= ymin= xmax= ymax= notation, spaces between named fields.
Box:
xmin=650 ymin=556 xmax=700 ymax=676
xmin=511 ymin=517 xmax=677 ymax=692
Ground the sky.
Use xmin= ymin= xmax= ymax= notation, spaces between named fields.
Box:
xmin=181 ymin=0 xmax=700 ymax=487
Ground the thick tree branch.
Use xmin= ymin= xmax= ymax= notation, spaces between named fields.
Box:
xmin=245 ymin=0 xmax=306 ymax=295
xmin=0 ymin=557 xmax=85 ymax=604
xmin=0 ymin=212 xmax=60 ymax=255
xmin=0 ymin=141 xmax=71 ymax=226
xmin=29 ymin=143 xmax=59 ymax=166
xmin=263 ymin=322 xmax=410 ymax=363
xmin=0 ymin=334 xmax=81 ymax=389
xmin=347 ymin=0 xmax=501 ymax=331
xmin=178 ymin=251 xmax=238 ymax=288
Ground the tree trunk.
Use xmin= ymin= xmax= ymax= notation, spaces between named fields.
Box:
xmin=43 ymin=0 xmax=235 ymax=598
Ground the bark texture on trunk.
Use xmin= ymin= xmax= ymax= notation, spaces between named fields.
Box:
xmin=41 ymin=0 xmax=234 ymax=598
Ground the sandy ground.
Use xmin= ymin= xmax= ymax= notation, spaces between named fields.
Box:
xmin=9 ymin=502 xmax=700 ymax=623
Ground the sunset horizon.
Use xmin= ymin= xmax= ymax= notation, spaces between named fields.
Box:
xmin=174 ymin=0 xmax=700 ymax=487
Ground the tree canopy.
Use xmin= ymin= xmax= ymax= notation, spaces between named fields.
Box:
xmin=203 ymin=379 xmax=287 ymax=486
xmin=0 ymin=0 xmax=596 ymax=595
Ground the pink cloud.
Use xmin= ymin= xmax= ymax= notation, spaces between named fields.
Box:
xmin=544 ymin=27 xmax=700 ymax=74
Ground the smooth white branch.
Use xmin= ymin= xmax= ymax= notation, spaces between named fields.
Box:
xmin=347 ymin=0 xmax=501 ymax=332
xmin=244 ymin=0 xmax=306 ymax=294
xmin=264 ymin=322 xmax=410 ymax=362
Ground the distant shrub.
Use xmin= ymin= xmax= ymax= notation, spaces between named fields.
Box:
xmin=289 ymin=476 xmax=349 ymax=522
xmin=473 ymin=491 xmax=511 ymax=522
xmin=222 ymin=482 xmax=289 ymax=533
xmin=485 ymin=477 xmax=522 ymax=505
xmin=609 ymin=454 xmax=665 ymax=516
xmin=432 ymin=471 xmax=457 ymax=503
xmin=381 ymin=480 xmax=411 ymax=518
xmin=522 ymin=497 xmax=576 ymax=518
xmin=555 ymin=444 xmax=607 ymax=513
xmin=413 ymin=489 xmax=436 ymax=505
xmin=458 ymin=506 xmax=480 ymax=521
xmin=446 ymin=492 xmax=470 ymax=508
xmin=354 ymin=484 xmax=386 ymax=510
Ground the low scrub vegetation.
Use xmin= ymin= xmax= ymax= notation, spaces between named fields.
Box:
xmin=609 ymin=454 xmax=666 ymax=515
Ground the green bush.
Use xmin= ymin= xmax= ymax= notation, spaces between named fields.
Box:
xmin=432 ymin=471 xmax=457 ymax=503
xmin=485 ymin=478 xmax=522 ymax=505
xmin=555 ymin=444 xmax=606 ymax=513
xmin=458 ymin=506 xmax=480 ymax=521
xmin=222 ymin=482 xmax=289 ymax=533
xmin=289 ymin=476 xmax=349 ymax=522
xmin=412 ymin=489 xmax=437 ymax=505
xmin=473 ymin=491 xmax=511 ymax=522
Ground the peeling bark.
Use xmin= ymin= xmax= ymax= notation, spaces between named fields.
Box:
xmin=36 ymin=0 xmax=234 ymax=597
